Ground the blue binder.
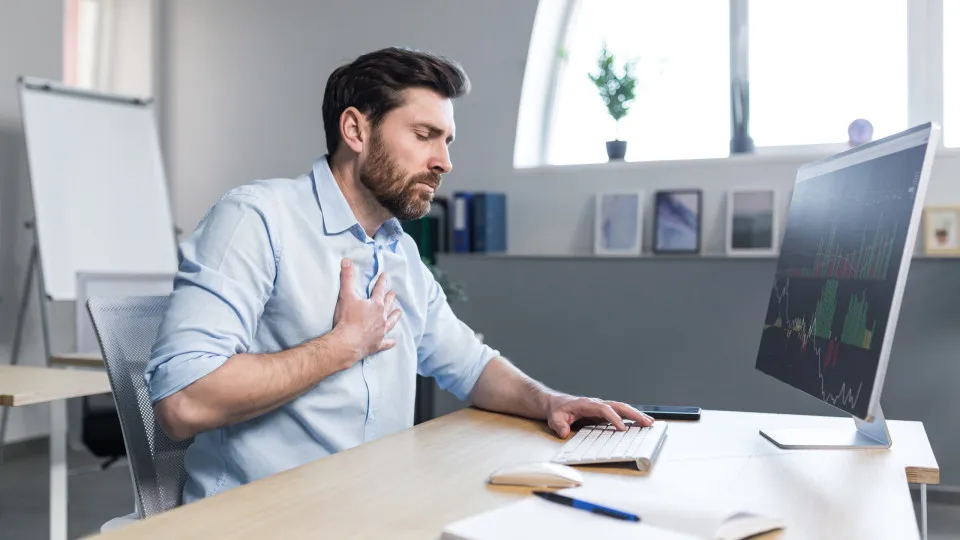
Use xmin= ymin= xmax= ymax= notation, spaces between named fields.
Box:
xmin=470 ymin=192 xmax=507 ymax=253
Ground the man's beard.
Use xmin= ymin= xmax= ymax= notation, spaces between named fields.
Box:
xmin=359 ymin=132 xmax=441 ymax=221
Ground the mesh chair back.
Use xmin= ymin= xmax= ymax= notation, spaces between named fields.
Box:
xmin=86 ymin=295 xmax=193 ymax=517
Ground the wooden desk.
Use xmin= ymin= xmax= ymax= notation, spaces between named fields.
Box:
xmin=0 ymin=365 xmax=110 ymax=406
xmin=89 ymin=408 xmax=936 ymax=540
xmin=0 ymin=365 xmax=112 ymax=540
xmin=49 ymin=352 xmax=105 ymax=369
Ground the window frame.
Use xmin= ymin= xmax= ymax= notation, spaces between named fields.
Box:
xmin=534 ymin=0 xmax=952 ymax=167
xmin=63 ymin=0 xmax=117 ymax=90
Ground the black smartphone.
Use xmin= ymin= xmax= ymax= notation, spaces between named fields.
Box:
xmin=633 ymin=405 xmax=701 ymax=420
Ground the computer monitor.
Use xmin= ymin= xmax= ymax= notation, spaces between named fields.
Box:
xmin=755 ymin=122 xmax=940 ymax=449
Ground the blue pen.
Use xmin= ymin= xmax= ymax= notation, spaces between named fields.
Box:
xmin=533 ymin=491 xmax=641 ymax=522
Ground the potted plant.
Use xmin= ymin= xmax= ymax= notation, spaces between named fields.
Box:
xmin=423 ymin=257 xmax=467 ymax=304
xmin=588 ymin=43 xmax=637 ymax=161
xmin=422 ymin=257 xmax=484 ymax=343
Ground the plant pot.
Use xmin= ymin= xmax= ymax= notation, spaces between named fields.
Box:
xmin=606 ymin=140 xmax=627 ymax=160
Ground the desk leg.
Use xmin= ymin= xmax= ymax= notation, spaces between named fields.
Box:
xmin=921 ymin=483 xmax=927 ymax=540
xmin=50 ymin=400 xmax=66 ymax=540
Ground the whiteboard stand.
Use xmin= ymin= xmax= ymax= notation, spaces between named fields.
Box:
xmin=2 ymin=79 xmax=180 ymax=468
xmin=0 ymin=223 xmax=55 ymax=466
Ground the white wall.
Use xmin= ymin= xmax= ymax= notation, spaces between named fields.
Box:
xmin=0 ymin=0 xmax=67 ymax=444
xmin=160 ymin=0 xmax=537 ymax=231
xmin=160 ymin=0 xmax=960 ymax=257
xmin=101 ymin=0 xmax=154 ymax=98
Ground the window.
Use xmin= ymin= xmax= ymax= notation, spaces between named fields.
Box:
xmin=748 ymin=0 xmax=908 ymax=147
xmin=546 ymin=0 xmax=730 ymax=165
xmin=517 ymin=0 xmax=957 ymax=167
xmin=945 ymin=0 xmax=960 ymax=147
xmin=64 ymin=0 xmax=104 ymax=89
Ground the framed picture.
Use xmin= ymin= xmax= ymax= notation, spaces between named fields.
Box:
xmin=653 ymin=189 xmax=702 ymax=254
xmin=594 ymin=191 xmax=644 ymax=255
xmin=726 ymin=188 xmax=778 ymax=256
xmin=923 ymin=206 xmax=960 ymax=256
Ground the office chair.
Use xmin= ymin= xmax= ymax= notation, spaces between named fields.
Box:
xmin=85 ymin=295 xmax=193 ymax=530
xmin=73 ymin=272 xmax=174 ymax=468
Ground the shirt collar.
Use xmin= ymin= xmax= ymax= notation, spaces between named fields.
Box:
xmin=311 ymin=156 xmax=404 ymax=243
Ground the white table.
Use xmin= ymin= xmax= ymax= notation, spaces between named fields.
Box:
xmin=89 ymin=407 xmax=938 ymax=540
xmin=0 ymin=364 xmax=112 ymax=540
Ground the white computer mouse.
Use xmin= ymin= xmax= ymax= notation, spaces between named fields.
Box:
xmin=487 ymin=461 xmax=584 ymax=488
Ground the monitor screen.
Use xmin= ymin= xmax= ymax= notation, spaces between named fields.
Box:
xmin=755 ymin=124 xmax=937 ymax=420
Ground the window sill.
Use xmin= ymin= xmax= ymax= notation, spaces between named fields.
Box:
xmin=439 ymin=252 xmax=960 ymax=261
xmin=513 ymin=145 xmax=960 ymax=173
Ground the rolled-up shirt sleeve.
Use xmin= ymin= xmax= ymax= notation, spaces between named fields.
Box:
xmin=146 ymin=188 xmax=278 ymax=406
xmin=416 ymin=266 xmax=499 ymax=401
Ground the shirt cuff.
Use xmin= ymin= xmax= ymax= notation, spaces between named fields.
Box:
xmin=146 ymin=352 xmax=230 ymax=405
xmin=446 ymin=344 xmax=500 ymax=401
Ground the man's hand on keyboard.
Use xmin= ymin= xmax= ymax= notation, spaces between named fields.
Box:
xmin=545 ymin=396 xmax=654 ymax=439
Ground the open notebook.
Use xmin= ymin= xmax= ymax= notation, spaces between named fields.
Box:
xmin=442 ymin=491 xmax=784 ymax=540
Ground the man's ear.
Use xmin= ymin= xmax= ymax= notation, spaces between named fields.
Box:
xmin=340 ymin=107 xmax=368 ymax=154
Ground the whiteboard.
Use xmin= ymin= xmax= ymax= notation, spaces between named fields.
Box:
xmin=18 ymin=77 xmax=178 ymax=301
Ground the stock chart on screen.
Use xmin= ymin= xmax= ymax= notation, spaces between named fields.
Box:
xmin=755 ymin=141 xmax=928 ymax=420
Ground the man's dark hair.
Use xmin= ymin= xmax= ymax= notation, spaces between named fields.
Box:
xmin=322 ymin=47 xmax=471 ymax=156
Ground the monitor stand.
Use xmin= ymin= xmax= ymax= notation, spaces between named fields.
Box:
xmin=759 ymin=404 xmax=891 ymax=449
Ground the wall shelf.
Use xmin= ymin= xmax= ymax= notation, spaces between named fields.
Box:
xmin=438 ymin=253 xmax=960 ymax=261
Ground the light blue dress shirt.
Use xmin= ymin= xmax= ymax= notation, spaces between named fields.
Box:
xmin=146 ymin=156 xmax=499 ymax=503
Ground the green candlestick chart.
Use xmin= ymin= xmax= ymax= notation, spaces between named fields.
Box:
xmin=769 ymin=279 xmax=876 ymax=352
xmin=841 ymin=290 xmax=876 ymax=349
xmin=786 ymin=219 xmax=898 ymax=281
xmin=813 ymin=279 xmax=837 ymax=340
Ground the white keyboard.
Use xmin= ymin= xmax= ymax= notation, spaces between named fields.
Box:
xmin=552 ymin=421 xmax=668 ymax=471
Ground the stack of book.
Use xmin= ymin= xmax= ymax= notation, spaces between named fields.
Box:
xmin=401 ymin=191 xmax=507 ymax=261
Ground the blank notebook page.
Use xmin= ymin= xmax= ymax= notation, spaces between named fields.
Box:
xmin=441 ymin=497 xmax=699 ymax=540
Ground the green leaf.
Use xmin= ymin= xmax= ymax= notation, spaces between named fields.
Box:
xmin=587 ymin=42 xmax=639 ymax=123
xmin=422 ymin=258 xmax=468 ymax=303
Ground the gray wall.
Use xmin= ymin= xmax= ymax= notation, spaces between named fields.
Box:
xmin=0 ymin=0 xmax=155 ymax=445
xmin=0 ymin=0 xmax=70 ymax=444
xmin=102 ymin=0 xmax=155 ymax=98
xmin=158 ymin=0 xmax=960 ymax=254
xmin=159 ymin=0 xmax=537 ymax=233
xmin=434 ymin=254 xmax=960 ymax=486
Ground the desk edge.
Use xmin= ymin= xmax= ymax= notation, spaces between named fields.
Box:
xmin=49 ymin=357 xmax=106 ymax=368
xmin=906 ymin=466 xmax=940 ymax=485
